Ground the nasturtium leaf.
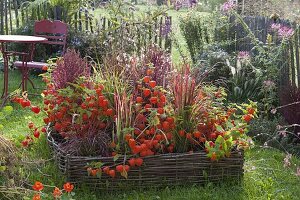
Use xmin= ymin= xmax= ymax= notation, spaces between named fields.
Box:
xmin=215 ymin=135 xmax=225 ymax=144
xmin=89 ymin=161 xmax=104 ymax=168
xmin=215 ymin=124 xmax=224 ymax=132
xmin=226 ymin=120 xmax=233 ymax=128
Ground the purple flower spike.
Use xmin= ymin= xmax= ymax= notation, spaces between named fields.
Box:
xmin=161 ymin=17 xmax=172 ymax=37
xmin=263 ymin=80 xmax=276 ymax=89
xmin=278 ymin=25 xmax=294 ymax=39
xmin=237 ymin=51 xmax=250 ymax=60
xmin=270 ymin=23 xmax=281 ymax=31
xmin=221 ymin=0 xmax=237 ymax=12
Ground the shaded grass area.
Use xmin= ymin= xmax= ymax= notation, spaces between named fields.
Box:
xmin=0 ymin=71 xmax=299 ymax=199
xmin=0 ymin=70 xmax=45 ymax=138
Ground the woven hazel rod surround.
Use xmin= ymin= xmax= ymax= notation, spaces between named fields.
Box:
xmin=47 ymin=133 xmax=244 ymax=189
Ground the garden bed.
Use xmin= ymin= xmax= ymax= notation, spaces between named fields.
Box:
xmin=47 ymin=132 xmax=244 ymax=189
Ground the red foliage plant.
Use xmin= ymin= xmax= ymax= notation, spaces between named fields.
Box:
xmin=41 ymin=51 xmax=114 ymax=155
xmin=141 ymin=45 xmax=172 ymax=88
xmin=52 ymin=49 xmax=90 ymax=89
xmin=100 ymin=45 xmax=172 ymax=89
xmin=171 ymin=64 xmax=257 ymax=157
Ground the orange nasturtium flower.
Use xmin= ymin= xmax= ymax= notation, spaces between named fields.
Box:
xmin=32 ymin=181 xmax=44 ymax=191
xmin=42 ymin=65 xmax=48 ymax=71
xmin=63 ymin=182 xmax=74 ymax=193
xmin=32 ymin=193 xmax=41 ymax=200
xmin=53 ymin=187 xmax=62 ymax=198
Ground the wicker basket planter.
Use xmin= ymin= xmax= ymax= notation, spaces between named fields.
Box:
xmin=47 ymin=133 xmax=244 ymax=189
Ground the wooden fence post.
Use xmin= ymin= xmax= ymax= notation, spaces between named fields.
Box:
xmin=13 ymin=0 xmax=19 ymax=29
xmin=0 ymin=0 xmax=4 ymax=34
xmin=5 ymin=0 xmax=8 ymax=35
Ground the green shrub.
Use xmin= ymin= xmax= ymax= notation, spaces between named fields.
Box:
xmin=67 ymin=28 xmax=104 ymax=60
xmin=179 ymin=12 xmax=215 ymax=63
xmin=226 ymin=68 xmax=263 ymax=103
xmin=192 ymin=44 xmax=230 ymax=84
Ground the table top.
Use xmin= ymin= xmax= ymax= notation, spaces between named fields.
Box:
xmin=0 ymin=35 xmax=47 ymax=43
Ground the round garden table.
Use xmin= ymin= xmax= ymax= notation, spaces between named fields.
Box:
xmin=0 ymin=35 xmax=47 ymax=99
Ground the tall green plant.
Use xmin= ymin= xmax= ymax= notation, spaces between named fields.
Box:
xmin=180 ymin=12 xmax=214 ymax=63
xmin=21 ymin=0 xmax=89 ymax=23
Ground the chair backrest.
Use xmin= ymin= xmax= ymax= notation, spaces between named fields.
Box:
xmin=34 ymin=20 xmax=68 ymax=54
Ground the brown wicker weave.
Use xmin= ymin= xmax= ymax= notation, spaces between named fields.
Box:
xmin=47 ymin=133 xmax=244 ymax=189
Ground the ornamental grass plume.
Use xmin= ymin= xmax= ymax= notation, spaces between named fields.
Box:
xmin=172 ymin=65 xmax=196 ymax=112
xmin=114 ymin=91 xmax=135 ymax=149
xmin=52 ymin=49 xmax=90 ymax=89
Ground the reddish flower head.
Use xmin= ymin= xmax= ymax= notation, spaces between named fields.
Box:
xmin=53 ymin=187 xmax=62 ymax=198
xmin=42 ymin=65 xmax=48 ymax=71
xmin=63 ymin=182 xmax=74 ymax=193
xmin=32 ymin=181 xmax=44 ymax=191
xmin=32 ymin=193 xmax=41 ymax=200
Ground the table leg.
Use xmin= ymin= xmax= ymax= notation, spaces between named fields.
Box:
xmin=1 ymin=43 xmax=9 ymax=99
xmin=29 ymin=43 xmax=35 ymax=61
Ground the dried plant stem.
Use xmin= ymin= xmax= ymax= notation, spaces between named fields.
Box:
xmin=276 ymin=101 xmax=300 ymax=110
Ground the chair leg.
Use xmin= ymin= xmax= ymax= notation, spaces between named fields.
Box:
xmin=20 ymin=55 xmax=27 ymax=92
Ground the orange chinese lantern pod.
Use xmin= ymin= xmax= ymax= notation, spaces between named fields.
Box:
xmin=143 ymin=76 xmax=150 ymax=83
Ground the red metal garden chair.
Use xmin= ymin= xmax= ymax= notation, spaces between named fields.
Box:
xmin=14 ymin=20 xmax=68 ymax=88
